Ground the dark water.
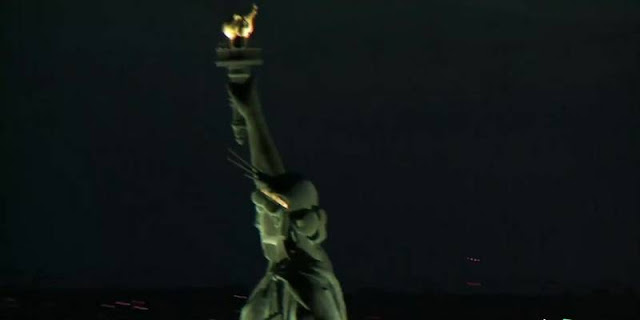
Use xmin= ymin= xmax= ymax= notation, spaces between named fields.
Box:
xmin=1 ymin=287 xmax=638 ymax=320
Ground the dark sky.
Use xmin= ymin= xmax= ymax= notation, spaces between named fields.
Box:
xmin=2 ymin=0 xmax=639 ymax=294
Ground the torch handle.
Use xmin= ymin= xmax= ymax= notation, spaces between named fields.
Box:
xmin=228 ymin=75 xmax=250 ymax=145
xmin=230 ymin=105 xmax=247 ymax=145
xmin=217 ymin=46 xmax=260 ymax=146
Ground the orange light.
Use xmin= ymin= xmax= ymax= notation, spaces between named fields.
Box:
xmin=259 ymin=188 xmax=289 ymax=209
xmin=222 ymin=4 xmax=258 ymax=40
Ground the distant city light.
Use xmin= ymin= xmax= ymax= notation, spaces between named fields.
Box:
xmin=466 ymin=257 xmax=481 ymax=263
xmin=233 ymin=294 xmax=248 ymax=299
xmin=115 ymin=301 xmax=131 ymax=306
xmin=133 ymin=305 xmax=149 ymax=311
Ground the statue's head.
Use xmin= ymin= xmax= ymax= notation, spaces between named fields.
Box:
xmin=249 ymin=171 xmax=327 ymax=245
xmin=226 ymin=149 xmax=318 ymax=213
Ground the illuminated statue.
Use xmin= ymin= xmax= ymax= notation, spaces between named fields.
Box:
xmin=216 ymin=5 xmax=348 ymax=320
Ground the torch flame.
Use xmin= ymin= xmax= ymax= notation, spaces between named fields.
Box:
xmin=222 ymin=4 xmax=258 ymax=40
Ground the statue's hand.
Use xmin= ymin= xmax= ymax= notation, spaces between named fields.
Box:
xmin=227 ymin=76 xmax=261 ymax=119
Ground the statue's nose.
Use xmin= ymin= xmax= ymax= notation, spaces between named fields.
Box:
xmin=251 ymin=191 xmax=264 ymax=205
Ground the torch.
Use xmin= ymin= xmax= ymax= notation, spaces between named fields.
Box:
xmin=215 ymin=4 xmax=262 ymax=145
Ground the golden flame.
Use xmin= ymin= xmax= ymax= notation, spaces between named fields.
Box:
xmin=259 ymin=187 xmax=289 ymax=209
xmin=222 ymin=4 xmax=258 ymax=40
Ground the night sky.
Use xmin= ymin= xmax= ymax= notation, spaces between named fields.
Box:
xmin=3 ymin=1 xmax=639 ymax=294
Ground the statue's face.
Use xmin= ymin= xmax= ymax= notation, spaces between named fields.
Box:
xmin=252 ymin=190 xmax=283 ymax=215
xmin=252 ymin=190 xmax=286 ymax=239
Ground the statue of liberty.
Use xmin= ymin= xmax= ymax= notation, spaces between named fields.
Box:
xmin=218 ymin=6 xmax=348 ymax=319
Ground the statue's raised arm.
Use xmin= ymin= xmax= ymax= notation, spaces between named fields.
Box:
xmin=227 ymin=77 xmax=285 ymax=178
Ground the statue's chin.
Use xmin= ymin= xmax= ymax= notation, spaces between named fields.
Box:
xmin=255 ymin=205 xmax=281 ymax=217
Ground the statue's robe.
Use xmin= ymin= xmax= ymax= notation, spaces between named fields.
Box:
xmin=240 ymin=190 xmax=348 ymax=320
